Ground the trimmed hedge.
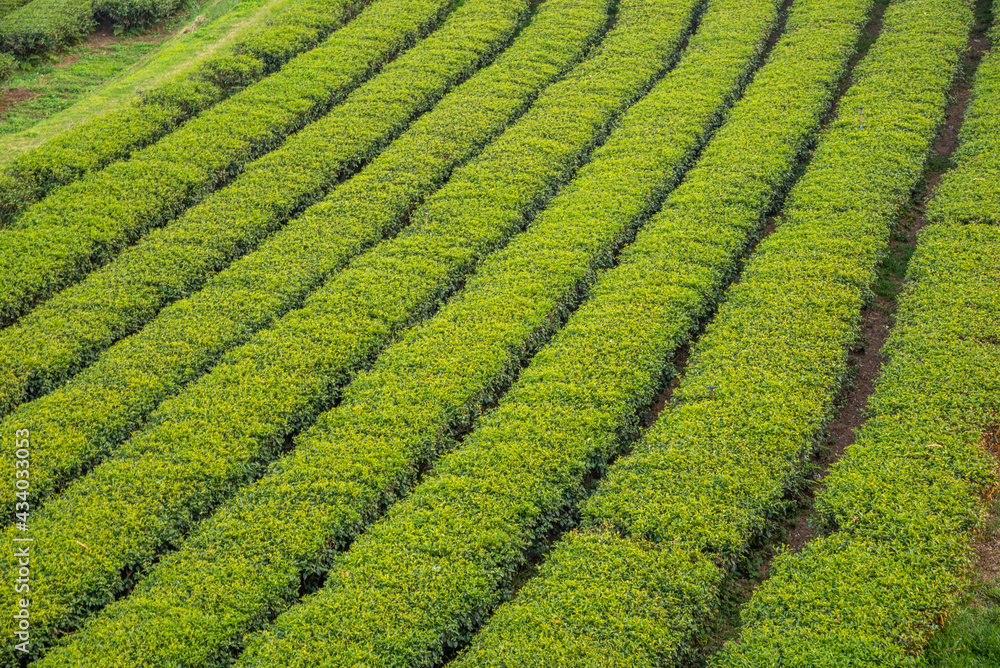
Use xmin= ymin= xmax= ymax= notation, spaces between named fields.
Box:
xmin=0 ymin=0 xmax=94 ymax=56
xmin=0 ymin=0 xmax=189 ymax=54
xmin=714 ymin=19 xmax=1000 ymax=666
xmin=925 ymin=17 xmax=1000 ymax=225
xmin=0 ymin=0 xmax=364 ymax=227
xmin=453 ymin=0 xmax=926 ymax=665
xmin=455 ymin=0 xmax=975 ymax=664
xmin=461 ymin=532 xmax=719 ymax=668
xmin=0 ymin=0 xmax=457 ymax=326
xmin=719 ymin=538 xmax=976 ymax=666
xmin=0 ymin=0 xmax=602 ymax=528
xmin=0 ymin=0 xmax=534 ymax=486
xmin=816 ymin=224 xmax=1000 ymax=543
xmin=0 ymin=0 xmax=696 ymax=663
xmin=713 ymin=229 xmax=1000 ymax=667
xmin=234 ymin=0 xmax=902 ymax=664
xmin=0 ymin=0 xmax=192 ymax=51
xmin=584 ymin=0 xmax=970 ymax=557
xmin=34 ymin=0 xmax=778 ymax=664
xmin=93 ymin=0 xmax=183 ymax=30
xmin=0 ymin=0 xmax=305 ymax=57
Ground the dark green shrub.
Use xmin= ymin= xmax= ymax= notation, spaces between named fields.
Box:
xmin=0 ymin=50 xmax=14 ymax=81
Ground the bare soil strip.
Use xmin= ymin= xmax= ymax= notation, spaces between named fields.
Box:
xmin=673 ymin=0 xmax=897 ymax=657
xmin=782 ymin=0 xmax=992 ymax=555
xmin=686 ymin=2 xmax=995 ymax=661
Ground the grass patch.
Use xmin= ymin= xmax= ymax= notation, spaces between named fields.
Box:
xmin=923 ymin=473 xmax=1000 ymax=668
xmin=0 ymin=28 xmax=166 ymax=136
xmin=873 ymin=224 xmax=914 ymax=302
xmin=922 ymin=558 xmax=1000 ymax=664
xmin=0 ymin=0 xmax=285 ymax=160
xmin=921 ymin=593 xmax=1000 ymax=668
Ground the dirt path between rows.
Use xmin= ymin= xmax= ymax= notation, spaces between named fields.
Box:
xmin=686 ymin=0 xmax=969 ymax=659
xmin=782 ymin=2 xmax=992 ymax=555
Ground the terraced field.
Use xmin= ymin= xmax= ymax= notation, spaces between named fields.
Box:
xmin=0 ymin=0 xmax=997 ymax=665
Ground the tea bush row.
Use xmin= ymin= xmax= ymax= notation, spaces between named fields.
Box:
xmin=0 ymin=0 xmax=697 ymax=662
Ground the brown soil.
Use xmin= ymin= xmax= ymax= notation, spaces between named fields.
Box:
xmin=643 ymin=345 xmax=690 ymax=427
xmin=128 ymin=28 xmax=176 ymax=45
xmin=971 ymin=517 xmax=1000 ymax=592
xmin=507 ymin=0 xmax=798 ymax=624
xmin=0 ymin=14 xmax=180 ymax=119
xmin=690 ymin=7 xmax=989 ymax=659
xmin=824 ymin=0 xmax=887 ymax=123
xmin=782 ymin=5 xmax=991 ymax=555
xmin=968 ymin=427 xmax=1000 ymax=598
xmin=0 ymin=87 xmax=39 ymax=116
xmin=87 ymin=19 xmax=119 ymax=48
xmin=181 ymin=14 xmax=208 ymax=35
xmin=86 ymin=17 xmax=175 ymax=50
xmin=681 ymin=6 xmax=896 ymax=664
xmin=763 ymin=0 xmax=796 ymax=54
xmin=784 ymin=298 xmax=892 ymax=550
xmin=55 ymin=55 xmax=81 ymax=68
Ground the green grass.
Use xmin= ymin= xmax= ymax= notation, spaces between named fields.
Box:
xmin=873 ymin=225 xmax=914 ymax=303
xmin=0 ymin=32 xmax=166 ymax=136
xmin=922 ymin=587 xmax=1000 ymax=667
xmin=922 ymin=500 xmax=1000 ymax=668
xmin=0 ymin=0 xmax=290 ymax=160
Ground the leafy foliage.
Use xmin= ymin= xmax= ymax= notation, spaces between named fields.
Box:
xmin=0 ymin=0 xmax=306 ymax=60
xmin=0 ymin=0 xmax=95 ymax=57
xmin=0 ymin=0 xmax=185 ymax=56
xmin=0 ymin=0 xmax=988 ymax=664
xmin=450 ymin=0 xmax=974 ymax=663
xmin=720 ymin=112 xmax=1000 ymax=664
xmin=240 ymin=0 xmax=916 ymax=662
xmin=0 ymin=0 xmax=696 ymax=663
xmin=717 ymin=220 xmax=1000 ymax=664
xmin=0 ymin=0 xmax=363 ymax=226
xmin=33 ymin=0 xmax=779 ymax=664
xmin=588 ymin=0 xmax=970 ymax=562
xmin=452 ymin=0 xmax=902 ymax=662
xmin=0 ymin=0 xmax=594 ymax=557
xmin=93 ymin=0 xmax=183 ymax=31
xmin=0 ymin=0 xmax=535 ymax=504
xmin=0 ymin=0 xmax=30 ymax=20
xmin=0 ymin=49 xmax=13 ymax=80
xmin=709 ymin=0 xmax=1000 ymax=664
xmin=0 ymin=0 xmax=456 ymax=326
xmin=460 ymin=532 xmax=720 ymax=668
xmin=925 ymin=6 xmax=1000 ymax=227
